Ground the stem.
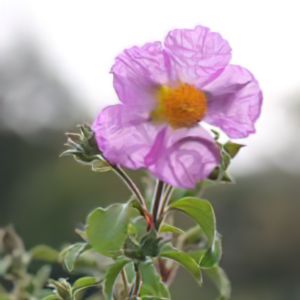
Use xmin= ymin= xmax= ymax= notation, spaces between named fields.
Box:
xmin=129 ymin=264 xmax=141 ymax=300
xmin=197 ymin=180 xmax=206 ymax=198
xmin=121 ymin=269 xmax=129 ymax=297
xmin=157 ymin=185 xmax=174 ymax=226
xmin=151 ymin=180 xmax=165 ymax=229
xmin=165 ymin=226 xmax=201 ymax=287
xmin=112 ymin=166 xmax=148 ymax=212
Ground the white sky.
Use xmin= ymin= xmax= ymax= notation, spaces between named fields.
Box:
xmin=1 ymin=0 xmax=300 ymax=174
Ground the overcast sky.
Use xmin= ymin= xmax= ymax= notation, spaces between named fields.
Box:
xmin=1 ymin=0 xmax=299 ymax=174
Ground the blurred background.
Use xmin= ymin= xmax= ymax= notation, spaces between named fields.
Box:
xmin=0 ymin=0 xmax=300 ymax=299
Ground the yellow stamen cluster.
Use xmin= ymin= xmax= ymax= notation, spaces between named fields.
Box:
xmin=152 ymin=83 xmax=207 ymax=128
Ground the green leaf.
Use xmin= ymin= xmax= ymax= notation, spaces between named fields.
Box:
xmin=86 ymin=203 xmax=137 ymax=257
xmin=208 ymin=167 xmax=233 ymax=183
xmin=170 ymin=197 xmax=216 ymax=247
xmin=30 ymin=245 xmax=59 ymax=263
xmin=103 ymin=258 xmax=130 ymax=300
xmin=60 ymin=242 xmax=88 ymax=272
xmin=205 ymin=266 xmax=231 ymax=300
xmin=159 ymin=224 xmax=184 ymax=235
xmin=72 ymin=276 xmax=100 ymax=296
xmin=200 ymin=234 xmax=222 ymax=268
xmin=160 ymin=246 xmax=202 ymax=284
xmin=139 ymin=261 xmax=170 ymax=299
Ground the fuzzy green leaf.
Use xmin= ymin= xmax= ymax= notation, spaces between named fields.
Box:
xmin=170 ymin=197 xmax=216 ymax=247
xmin=86 ymin=203 xmax=137 ymax=257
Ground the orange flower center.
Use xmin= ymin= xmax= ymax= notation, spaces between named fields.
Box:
xmin=151 ymin=83 xmax=207 ymax=128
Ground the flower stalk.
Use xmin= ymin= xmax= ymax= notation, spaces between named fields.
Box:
xmin=129 ymin=263 xmax=141 ymax=300
xmin=157 ymin=185 xmax=174 ymax=226
xmin=112 ymin=165 xmax=149 ymax=217
xmin=151 ymin=180 xmax=165 ymax=229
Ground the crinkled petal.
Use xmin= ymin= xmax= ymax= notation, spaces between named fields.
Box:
xmin=164 ymin=25 xmax=232 ymax=87
xmin=92 ymin=104 xmax=162 ymax=169
xmin=111 ymin=41 xmax=169 ymax=110
xmin=203 ymin=65 xmax=263 ymax=138
xmin=145 ymin=126 xmax=220 ymax=189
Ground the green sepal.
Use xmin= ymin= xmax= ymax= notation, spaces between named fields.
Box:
xmin=140 ymin=230 xmax=161 ymax=258
xmin=123 ymin=237 xmax=145 ymax=261
xmin=208 ymin=139 xmax=244 ymax=183
xmin=224 ymin=141 xmax=245 ymax=158
xmin=61 ymin=124 xmax=101 ymax=164
xmin=91 ymin=159 xmax=112 ymax=173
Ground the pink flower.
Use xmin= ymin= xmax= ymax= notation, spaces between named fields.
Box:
xmin=92 ymin=25 xmax=262 ymax=189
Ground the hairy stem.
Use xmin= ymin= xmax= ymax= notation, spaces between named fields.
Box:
xmin=164 ymin=184 xmax=205 ymax=286
xmin=165 ymin=226 xmax=200 ymax=286
xmin=112 ymin=166 xmax=148 ymax=213
xmin=121 ymin=269 xmax=129 ymax=297
xmin=151 ymin=180 xmax=165 ymax=229
xmin=157 ymin=185 xmax=174 ymax=226
xmin=129 ymin=264 xmax=141 ymax=300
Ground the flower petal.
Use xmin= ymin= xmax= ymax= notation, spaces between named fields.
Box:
xmin=111 ymin=42 xmax=168 ymax=109
xmin=145 ymin=126 xmax=220 ymax=189
xmin=164 ymin=25 xmax=232 ymax=87
xmin=204 ymin=65 xmax=263 ymax=138
xmin=92 ymin=104 xmax=162 ymax=169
